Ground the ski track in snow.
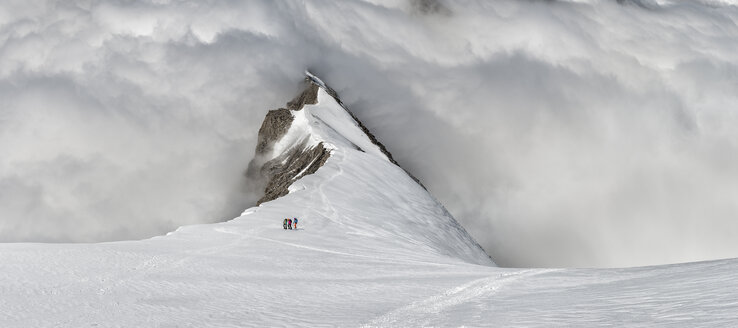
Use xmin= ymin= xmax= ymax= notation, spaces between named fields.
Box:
xmin=318 ymin=148 xmax=344 ymax=225
xmin=364 ymin=269 xmax=560 ymax=327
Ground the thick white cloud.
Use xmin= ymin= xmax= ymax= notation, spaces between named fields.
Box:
xmin=1 ymin=0 xmax=737 ymax=267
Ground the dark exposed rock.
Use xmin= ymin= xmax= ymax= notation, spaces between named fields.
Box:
xmin=255 ymin=108 xmax=293 ymax=154
xmin=248 ymin=79 xmax=330 ymax=205
xmin=257 ymin=141 xmax=332 ymax=205
xmin=248 ymin=74 xmax=426 ymax=205
xmin=286 ymin=83 xmax=319 ymax=111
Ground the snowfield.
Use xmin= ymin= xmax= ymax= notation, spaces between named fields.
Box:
xmin=1 ymin=80 xmax=737 ymax=327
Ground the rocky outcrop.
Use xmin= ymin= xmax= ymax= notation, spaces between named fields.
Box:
xmin=247 ymin=80 xmax=328 ymax=205
xmin=255 ymin=108 xmax=293 ymax=154
xmin=258 ymin=141 xmax=331 ymax=204
xmin=248 ymin=73 xmax=424 ymax=205
xmin=286 ymin=83 xmax=319 ymax=111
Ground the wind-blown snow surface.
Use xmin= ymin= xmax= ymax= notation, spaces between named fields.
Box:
xmin=2 ymin=81 xmax=738 ymax=327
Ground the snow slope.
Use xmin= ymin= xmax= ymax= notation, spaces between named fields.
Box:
xmin=1 ymin=78 xmax=737 ymax=327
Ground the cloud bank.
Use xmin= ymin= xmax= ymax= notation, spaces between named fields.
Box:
xmin=1 ymin=0 xmax=738 ymax=267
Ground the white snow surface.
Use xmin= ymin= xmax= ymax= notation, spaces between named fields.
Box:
xmin=303 ymin=86 xmax=392 ymax=163
xmin=2 ymin=84 xmax=738 ymax=327
xmin=266 ymin=83 xmax=390 ymax=165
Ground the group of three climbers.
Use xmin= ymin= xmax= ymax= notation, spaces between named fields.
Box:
xmin=282 ymin=217 xmax=298 ymax=230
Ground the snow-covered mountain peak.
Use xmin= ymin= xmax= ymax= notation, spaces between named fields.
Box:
xmin=2 ymin=74 xmax=736 ymax=327
xmin=247 ymin=73 xmax=493 ymax=265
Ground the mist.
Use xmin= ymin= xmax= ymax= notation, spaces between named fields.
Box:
xmin=1 ymin=0 xmax=738 ymax=267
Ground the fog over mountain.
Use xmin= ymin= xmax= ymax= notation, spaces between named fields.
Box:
xmin=1 ymin=0 xmax=738 ymax=267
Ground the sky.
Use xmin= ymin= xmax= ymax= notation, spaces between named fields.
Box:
xmin=1 ymin=0 xmax=738 ymax=267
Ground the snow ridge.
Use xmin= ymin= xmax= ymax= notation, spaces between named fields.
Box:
xmin=249 ymin=73 xmax=493 ymax=264
xmin=1 ymin=75 xmax=737 ymax=327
